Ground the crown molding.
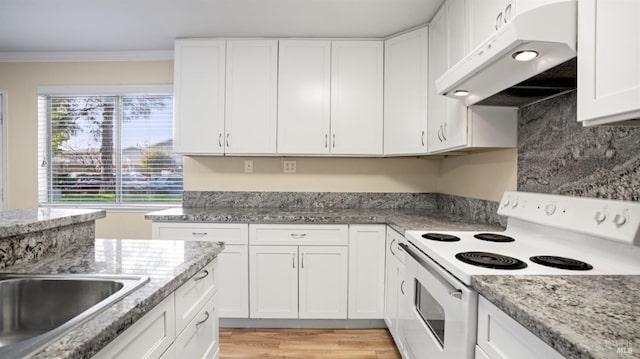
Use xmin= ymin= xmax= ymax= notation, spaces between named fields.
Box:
xmin=0 ymin=51 xmax=174 ymax=62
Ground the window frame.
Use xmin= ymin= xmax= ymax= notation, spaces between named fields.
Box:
xmin=38 ymin=84 xmax=181 ymax=210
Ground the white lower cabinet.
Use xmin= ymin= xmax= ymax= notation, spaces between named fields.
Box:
xmin=348 ymin=224 xmax=386 ymax=319
xmin=299 ymin=246 xmax=349 ymax=319
xmin=174 ymin=293 xmax=219 ymax=359
xmin=93 ymin=293 xmax=176 ymax=359
xmin=217 ymin=245 xmax=249 ymax=318
xmin=94 ymin=259 xmax=218 ymax=359
xmin=249 ymin=244 xmax=348 ymax=319
xmin=383 ymin=227 xmax=407 ymax=354
xmin=249 ymin=224 xmax=349 ymax=319
xmin=152 ymin=222 xmax=249 ymax=319
xmin=477 ymin=296 xmax=564 ymax=359
xmin=249 ymin=245 xmax=299 ymax=318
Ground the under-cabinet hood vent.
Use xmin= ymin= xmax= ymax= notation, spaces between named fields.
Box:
xmin=476 ymin=57 xmax=576 ymax=107
xmin=436 ymin=0 xmax=577 ymax=107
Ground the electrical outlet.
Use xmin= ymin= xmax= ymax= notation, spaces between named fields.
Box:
xmin=283 ymin=160 xmax=296 ymax=173
xmin=244 ymin=160 xmax=253 ymax=173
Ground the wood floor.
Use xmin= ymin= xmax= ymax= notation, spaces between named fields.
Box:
xmin=219 ymin=328 xmax=401 ymax=359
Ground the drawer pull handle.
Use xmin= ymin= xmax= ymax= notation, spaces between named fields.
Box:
xmin=290 ymin=233 xmax=307 ymax=239
xmin=194 ymin=270 xmax=209 ymax=281
xmin=192 ymin=232 xmax=208 ymax=237
xmin=400 ymin=280 xmax=405 ymax=295
xmin=195 ymin=311 xmax=210 ymax=326
xmin=390 ymin=239 xmax=396 ymax=256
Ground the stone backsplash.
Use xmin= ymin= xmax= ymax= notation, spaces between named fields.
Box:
xmin=518 ymin=91 xmax=640 ymax=201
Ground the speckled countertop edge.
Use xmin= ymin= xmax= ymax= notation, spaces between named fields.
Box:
xmin=0 ymin=208 xmax=106 ymax=238
xmin=471 ymin=275 xmax=640 ymax=359
xmin=144 ymin=207 xmax=505 ymax=234
xmin=1 ymin=238 xmax=224 ymax=359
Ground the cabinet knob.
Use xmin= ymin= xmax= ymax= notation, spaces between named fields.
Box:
xmin=218 ymin=133 xmax=223 ymax=148
xmin=226 ymin=133 xmax=230 ymax=148
xmin=325 ymin=134 xmax=328 ymax=148
xmin=421 ymin=131 xmax=425 ymax=146
xmin=333 ymin=133 xmax=336 ymax=148
xmin=495 ymin=12 xmax=503 ymax=30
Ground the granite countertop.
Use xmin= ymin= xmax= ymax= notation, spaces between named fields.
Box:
xmin=0 ymin=208 xmax=106 ymax=238
xmin=1 ymin=238 xmax=224 ymax=359
xmin=145 ymin=207 xmax=504 ymax=234
xmin=472 ymin=275 xmax=640 ymax=359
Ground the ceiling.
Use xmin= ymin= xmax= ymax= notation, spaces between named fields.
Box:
xmin=0 ymin=0 xmax=442 ymax=54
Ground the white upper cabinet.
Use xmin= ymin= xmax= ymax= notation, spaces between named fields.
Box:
xmin=225 ymin=40 xmax=278 ymax=154
xmin=384 ymin=27 xmax=429 ymax=155
xmin=447 ymin=0 xmax=469 ymax=66
xmin=428 ymin=1 xmax=469 ymax=153
xmin=174 ymin=39 xmax=226 ymax=155
xmin=331 ymin=41 xmax=384 ymax=155
xmin=577 ymin=0 xmax=640 ymax=126
xmin=277 ymin=40 xmax=332 ymax=155
xmin=174 ymin=39 xmax=277 ymax=155
xmin=468 ymin=0 xmax=510 ymax=51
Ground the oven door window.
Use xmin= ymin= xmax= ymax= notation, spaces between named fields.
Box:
xmin=415 ymin=279 xmax=446 ymax=347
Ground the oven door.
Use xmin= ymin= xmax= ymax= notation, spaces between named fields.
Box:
xmin=399 ymin=243 xmax=478 ymax=359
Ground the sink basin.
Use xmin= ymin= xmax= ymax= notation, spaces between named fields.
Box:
xmin=0 ymin=273 xmax=149 ymax=358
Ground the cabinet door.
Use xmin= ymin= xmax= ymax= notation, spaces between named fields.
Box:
xmin=174 ymin=293 xmax=219 ymax=359
xmin=278 ymin=40 xmax=331 ymax=155
xmin=428 ymin=6 xmax=449 ymax=153
xmin=298 ymin=246 xmax=348 ymax=319
xmin=384 ymin=231 xmax=400 ymax=335
xmin=447 ymin=0 xmax=468 ymax=66
xmin=174 ymin=39 xmax=226 ymax=155
xmin=384 ymin=27 xmax=429 ymax=155
xmin=218 ymin=245 xmax=249 ymax=318
xmin=330 ymin=41 xmax=384 ymax=155
xmin=577 ymin=0 xmax=640 ymax=125
xmin=428 ymin=4 xmax=469 ymax=154
xmin=249 ymin=245 xmax=298 ymax=318
xmin=225 ymin=40 xmax=278 ymax=154
xmin=468 ymin=0 xmax=506 ymax=51
xmin=348 ymin=225 xmax=386 ymax=319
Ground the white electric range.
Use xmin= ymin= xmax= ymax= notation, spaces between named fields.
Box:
xmin=398 ymin=191 xmax=640 ymax=359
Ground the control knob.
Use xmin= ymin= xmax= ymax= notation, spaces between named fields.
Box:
xmin=544 ymin=203 xmax=556 ymax=216
xmin=594 ymin=211 xmax=607 ymax=224
xmin=511 ymin=200 xmax=518 ymax=208
xmin=613 ymin=214 xmax=627 ymax=227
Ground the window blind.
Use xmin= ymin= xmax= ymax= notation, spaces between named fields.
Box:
xmin=38 ymin=90 xmax=182 ymax=205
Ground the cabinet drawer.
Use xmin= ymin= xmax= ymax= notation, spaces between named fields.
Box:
xmin=477 ymin=296 xmax=563 ymax=359
xmin=175 ymin=293 xmax=219 ymax=359
xmin=94 ymin=294 xmax=175 ymax=359
xmin=152 ymin=223 xmax=248 ymax=245
xmin=249 ymin=224 xmax=348 ymax=245
xmin=175 ymin=259 xmax=217 ymax=334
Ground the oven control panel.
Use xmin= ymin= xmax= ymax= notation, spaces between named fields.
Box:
xmin=498 ymin=191 xmax=640 ymax=245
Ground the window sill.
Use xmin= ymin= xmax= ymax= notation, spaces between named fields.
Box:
xmin=39 ymin=203 xmax=182 ymax=212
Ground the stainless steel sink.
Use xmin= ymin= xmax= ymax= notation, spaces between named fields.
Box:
xmin=0 ymin=273 xmax=149 ymax=358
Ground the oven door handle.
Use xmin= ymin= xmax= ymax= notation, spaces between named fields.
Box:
xmin=399 ymin=242 xmax=466 ymax=300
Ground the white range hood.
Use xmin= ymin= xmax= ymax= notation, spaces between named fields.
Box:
xmin=436 ymin=0 xmax=577 ymax=106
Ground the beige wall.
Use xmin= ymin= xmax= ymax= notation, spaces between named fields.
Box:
xmin=438 ymin=149 xmax=518 ymax=202
xmin=0 ymin=61 xmax=173 ymax=239
xmin=186 ymin=156 xmax=439 ymax=192
xmin=0 ymin=60 xmax=517 ymax=239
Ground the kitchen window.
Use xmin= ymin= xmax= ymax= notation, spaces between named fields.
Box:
xmin=38 ymin=85 xmax=182 ymax=206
